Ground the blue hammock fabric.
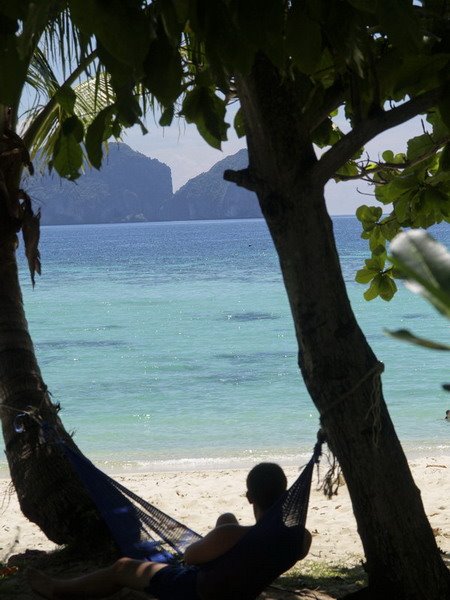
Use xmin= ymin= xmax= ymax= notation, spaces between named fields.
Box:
xmin=58 ymin=441 xmax=202 ymax=562
xmin=61 ymin=440 xmax=322 ymax=564
xmin=39 ymin=421 xmax=322 ymax=566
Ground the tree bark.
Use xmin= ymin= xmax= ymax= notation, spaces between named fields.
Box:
xmin=0 ymin=121 xmax=108 ymax=546
xmin=234 ymin=62 xmax=450 ymax=599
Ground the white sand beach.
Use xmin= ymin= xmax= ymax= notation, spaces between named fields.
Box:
xmin=1 ymin=455 xmax=449 ymax=566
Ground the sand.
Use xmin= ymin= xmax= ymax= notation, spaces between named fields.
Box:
xmin=1 ymin=454 xmax=449 ymax=567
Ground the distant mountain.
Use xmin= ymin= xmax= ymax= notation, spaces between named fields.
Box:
xmin=23 ymin=144 xmax=261 ymax=225
xmin=25 ymin=143 xmax=172 ymax=225
xmin=161 ymin=149 xmax=262 ymax=221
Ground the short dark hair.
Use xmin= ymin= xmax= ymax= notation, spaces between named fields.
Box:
xmin=246 ymin=463 xmax=287 ymax=510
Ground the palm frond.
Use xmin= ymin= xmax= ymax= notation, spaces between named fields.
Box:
xmin=25 ymin=71 xmax=114 ymax=166
xmin=42 ymin=7 xmax=95 ymax=81
xmin=25 ymin=47 xmax=60 ymax=106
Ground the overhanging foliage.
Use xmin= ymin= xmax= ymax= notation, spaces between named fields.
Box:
xmin=0 ymin=0 xmax=449 ymax=299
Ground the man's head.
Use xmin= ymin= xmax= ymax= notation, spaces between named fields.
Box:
xmin=246 ymin=463 xmax=287 ymax=512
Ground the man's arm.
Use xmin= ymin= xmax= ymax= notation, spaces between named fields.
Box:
xmin=184 ymin=524 xmax=250 ymax=565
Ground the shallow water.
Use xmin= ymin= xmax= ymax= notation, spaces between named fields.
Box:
xmin=1 ymin=217 xmax=449 ymax=475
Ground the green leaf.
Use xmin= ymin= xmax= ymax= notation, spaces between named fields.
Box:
xmin=287 ymin=5 xmax=322 ymax=74
xmin=384 ymin=328 xmax=450 ymax=351
xmin=389 ymin=175 xmax=419 ymax=193
xmin=368 ymin=226 xmax=384 ymax=252
xmin=16 ymin=1 xmax=53 ymax=60
xmin=85 ymin=106 xmax=115 ymax=169
xmin=372 ymin=244 xmax=386 ymax=257
xmin=374 ymin=184 xmax=394 ymax=206
xmin=380 ymin=219 xmax=400 ymax=241
xmin=389 ymin=230 xmax=450 ymax=318
xmin=53 ymin=132 xmax=83 ymax=180
xmin=391 ymin=55 xmax=450 ymax=96
xmin=312 ymin=119 xmax=342 ymax=148
xmin=173 ymin=0 xmax=189 ymax=23
xmin=232 ymin=0 xmax=284 ymax=69
xmin=407 ymin=134 xmax=435 ymax=162
xmin=365 ymin=254 xmax=385 ymax=271
xmin=378 ymin=273 xmax=397 ymax=301
xmin=115 ymin=88 xmax=142 ymax=128
xmin=364 ymin=274 xmax=381 ymax=301
xmin=422 ymin=185 xmax=448 ymax=208
xmin=356 ymin=205 xmax=382 ymax=225
xmin=439 ymin=95 xmax=450 ymax=130
xmin=62 ymin=116 xmax=84 ymax=142
xmin=159 ymin=105 xmax=175 ymax=127
xmin=182 ymin=87 xmax=229 ymax=149
xmin=111 ymin=117 xmax=121 ymax=139
xmin=54 ymin=86 xmax=77 ymax=114
xmin=160 ymin=0 xmax=183 ymax=44
xmin=234 ymin=108 xmax=246 ymax=139
xmin=143 ymin=37 xmax=183 ymax=106
xmin=203 ymin=0 xmax=254 ymax=74
xmin=335 ymin=160 xmax=358 ymax=178
xmin=345 ymin=0 xmax=375 ymax=12
xmin=69 ymin=0 xmax=153 ymax=67
xmin=427 ymin=108 xmax=449 ymax=140
xmin=440 ymin=143 xmax=450 ymax=172
xmin=355 ymin=268 xmax=376 ymax=284
xmin=376 ymin=0 xmax=422 ymax=54
xmin=394 ymin=195 xmax=413 ymax=224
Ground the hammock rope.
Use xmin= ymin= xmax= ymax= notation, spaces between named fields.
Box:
xmin=13 ymin=412 xmax=324 ymax=566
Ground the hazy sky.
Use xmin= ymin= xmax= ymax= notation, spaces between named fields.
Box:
xmin=124 ymin=109 xmax=425 ymax=216
xmin=123 ymin=105 xmax=246 ymax=191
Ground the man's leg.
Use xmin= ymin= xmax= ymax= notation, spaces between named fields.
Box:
xmin=215 ymin=512 xmax=239 ymax=527
xmin=28 ymin=558 xmax=167 ymax=599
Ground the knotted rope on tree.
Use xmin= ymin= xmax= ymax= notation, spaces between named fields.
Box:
xmin=317 ymin=361 xmax=385 ymax=497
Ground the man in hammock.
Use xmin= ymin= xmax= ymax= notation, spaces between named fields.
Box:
xmin=28 ymin=463 xmax=312 ymax=600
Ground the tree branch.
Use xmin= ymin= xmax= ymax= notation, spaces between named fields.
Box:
xmin=313 ymin=86 xmax=446 ymax=185
xmin=337 ymin=133 xmax=450 ymax=181
xmin=223 ymin=168 xmax=258 ymax=192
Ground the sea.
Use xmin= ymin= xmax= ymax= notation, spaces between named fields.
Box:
xmin=0 ymin=217 xmax=449 ymax=477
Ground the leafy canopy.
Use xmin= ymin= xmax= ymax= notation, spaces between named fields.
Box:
xmin=1 ymin=0 xmax=450 ymax=299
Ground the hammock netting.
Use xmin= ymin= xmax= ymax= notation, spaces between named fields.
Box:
xmin=58 ymin=434 xmax=322 ymax=563
xmin=58 ymin=441 xmax=203 ymax=562
xmin=34 ymin=420 xmax=322 ymax=565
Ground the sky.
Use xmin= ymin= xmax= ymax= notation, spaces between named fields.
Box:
xmin=124 ymin=107 xmax=425 ymax=216
xmin=123 ymin=106 xmax=246 ymax=191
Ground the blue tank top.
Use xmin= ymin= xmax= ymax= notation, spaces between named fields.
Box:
xmin=197 ymin=514 xmax=306 ymax=600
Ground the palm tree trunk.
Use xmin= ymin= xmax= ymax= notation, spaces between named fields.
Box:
xmin=233 ymin=65 xmax=450 ymax=599
xmin=0 ymin=122 xmax=107 ymax=546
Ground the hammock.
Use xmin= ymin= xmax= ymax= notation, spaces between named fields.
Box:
xmin=11 ymin=414 xmax=324 ymax=599
xmin=47 ymin=425 xmax=323 ymax=565
xmin=57 ymin=439 xmax=202 ymax=562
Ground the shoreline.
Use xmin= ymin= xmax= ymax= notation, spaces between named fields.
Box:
xmin=1 ymin=437 xmax=449 ymax=478
xmin=1 ymin=455 xmax=448 ymax=566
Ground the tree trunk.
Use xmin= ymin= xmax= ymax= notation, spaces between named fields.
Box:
xmin=234 ymin=64 xmax=450 ymax=599
xmin=0 ymin=122 xmax=108 ymax=546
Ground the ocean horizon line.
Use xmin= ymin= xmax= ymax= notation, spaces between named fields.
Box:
xmin=36 ymin=214 xmax=368 ymax=230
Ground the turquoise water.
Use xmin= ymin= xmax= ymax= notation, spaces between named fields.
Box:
xmin=1 ymin=217 xmax=449 ymax=475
